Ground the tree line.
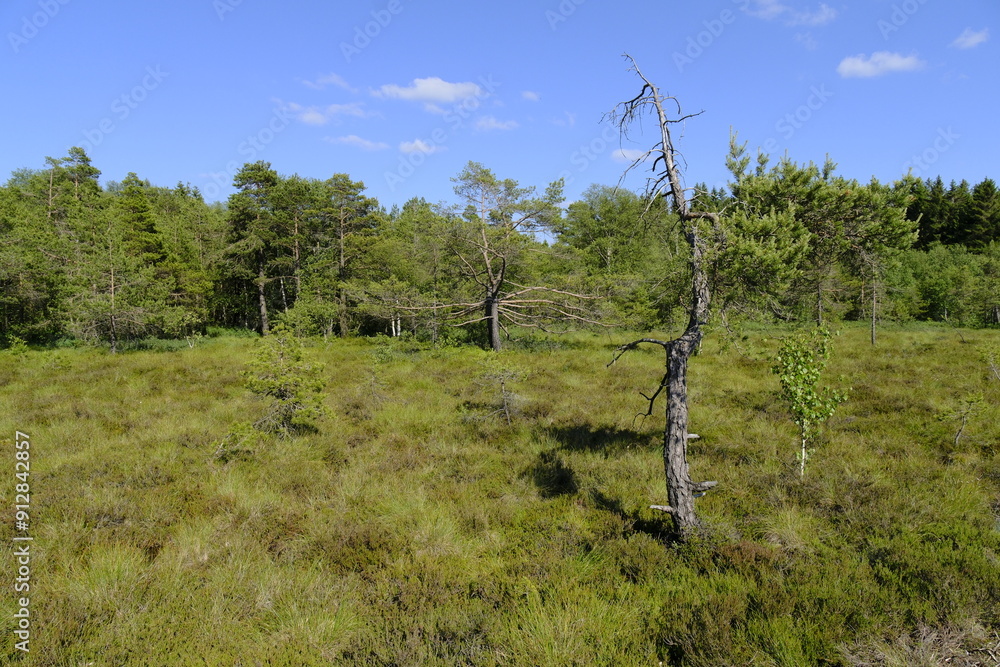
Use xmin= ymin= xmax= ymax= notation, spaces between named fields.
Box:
xmin=1 ymin=145 xmax=998 ymax=350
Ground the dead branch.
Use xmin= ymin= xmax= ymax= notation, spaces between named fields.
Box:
xmin=603 ymin=54 xmax=724 ymax=537
xmin=608 ymin=337 xmax=671 ymax=366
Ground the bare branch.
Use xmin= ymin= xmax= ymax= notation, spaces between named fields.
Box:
xmin=448 ymin=314 xmax=492 ymax=327
xmin=396 ymin=301 xmax=482 ymax=312
xmin=504 ymin=282 xmax=603 ymax=300
xmin=607 ymin=337 xmax=671 ymax=367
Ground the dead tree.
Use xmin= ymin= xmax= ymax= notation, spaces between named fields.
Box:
xmin=400 ymin=162 xmax=604 ymax=351
xmin=606 ymin=55 xmax=719 ymax=537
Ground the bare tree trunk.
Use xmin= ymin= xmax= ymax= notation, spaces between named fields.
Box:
xmin=258 ymin=263 xmax=270 ymax=336
xmin=293 ymin=217 xmax=302 ymax=296
xmin=656 ymin=219 xmax=715 ymax=533
xmin=485 ymin=295 xmax=501 ymax=352
xmin=608 ymin=56 xmax=718 ymax=538
xmin=871 ymin=275 xmax=877 ymax=347
xmin=109 ymin=254 xmax=118 ymax=354
xmin=816 ymin=280 xmax=824 ymax=327
xmin=862 ymin=251 xmax=879 ymax=347
xmin=800 ymin=428 xmax=808 ymax=478
xmin=338 ymin=217 xmax=348 ymax=338
xmin=664 ymin=332 xmax=699 ymax=530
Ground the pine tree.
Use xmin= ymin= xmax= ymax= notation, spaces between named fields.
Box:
xmin=945 ymin=180 xmax=974 ymax=246
xmin=222 ymin=162 xmax=282 ymax=335
xmin=116 ymin=173 xmax=166 ymax=266
xmin=969 ymin=178 xmax=1000 ymax=248
xmin=313 ymin=174 xmax=379 ymax=337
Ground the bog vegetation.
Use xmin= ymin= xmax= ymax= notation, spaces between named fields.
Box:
xmin=0 ymin=325 xmax=998 ymax=664
xmin=1 ymin=93 xmax=999 ymax=663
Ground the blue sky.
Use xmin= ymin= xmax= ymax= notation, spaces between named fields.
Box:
xmin=2 ymin=0 xmax=996 ymax=211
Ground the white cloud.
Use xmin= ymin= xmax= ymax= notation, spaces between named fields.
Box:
xmin=837 ymin=51 xmax=924 ymax=78
xmin=475 ymin=116 xmax=519 ymax=131
xmin=278 ymin=101 xmax=370 ymax=125
xmin=951 ymin=27 xmax=989 ymax=49
xmin=374 ymin=77 xmax=482 ymax=107
xmin=301 ymin=73 xmax=355 ymax=91
xmin=613 ymin=148 xmax=648 ymax=163
xmin=745 ymin=0 xmax=786 ymax=20
xmin=298 ymin=108 xmax=328 ymax=125
xmin=400 ymin=139 xmax=445 ymax=154
xmin=521 ymin=90 xmax=540 ymax=102
xmin=744 ymin=1 xmax=837 ymax=26
xmin=326 ymin=135 xmax=389 ymax=151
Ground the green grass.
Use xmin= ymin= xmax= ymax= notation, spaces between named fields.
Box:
xmin=1 ymin=323 xmax=998 ymax=665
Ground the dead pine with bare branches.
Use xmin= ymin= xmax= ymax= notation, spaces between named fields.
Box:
xmin=403 ymin=161 xmax=603 ymax=351
xmin=606 ymin=55 xmax=720 ymax=538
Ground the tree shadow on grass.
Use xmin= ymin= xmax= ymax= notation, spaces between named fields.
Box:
xmin=528 ymin=450 xmax=579 ymax=498
xmin=544 ymin=424 xmax=657 ymax=457
xmin=588 ymin=487 xmax=680 ymax=546
xmin=535 ymin=424 xmax=681 ymax=543
xmin=525 ymin=444 xmax=680 ymax=544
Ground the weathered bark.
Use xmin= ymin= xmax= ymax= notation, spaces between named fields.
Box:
xmin=645 ymin=211 xmax=715 ymax=534
xmin=480 ymin=221 xmax=504 ymax=352
xmin=606 ymin=55 xmax=722 ymax=537
xmin=485 ymin=295 xmax=502 ymax=352
xmin=258 ymin=262 xmax=270 ymax=336
xmin=663 ymin=333 xmax=698 ymax=529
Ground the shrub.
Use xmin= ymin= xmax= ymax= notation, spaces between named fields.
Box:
xmin=242 ymin=324 xmax=328 ymax=436
xmin=772 ymin=328 xmax=847 ymax=475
